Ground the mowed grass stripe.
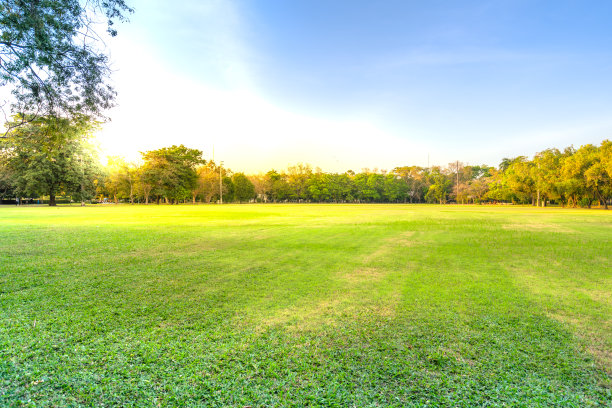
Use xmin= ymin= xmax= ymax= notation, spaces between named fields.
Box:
xmin=0 ymin=204 xmax=610 ymax=407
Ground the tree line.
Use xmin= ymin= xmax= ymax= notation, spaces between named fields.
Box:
xmin=0 ymin=116 xmax=610 ymax=207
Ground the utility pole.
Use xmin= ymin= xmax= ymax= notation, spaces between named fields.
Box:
xmin=456 ymin=160 xmax=460 ymax=204
xmin=219 ymin=162 xmax=223 ymax=204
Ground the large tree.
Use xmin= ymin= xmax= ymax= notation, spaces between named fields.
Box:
xmin=0 ymin=0 xmax=133 ymax=134
xmin=104 ymin=156 xmax=138 ymax=203
xmin=194 ymin=162 xmax=217 ymax=204
xmin=286 ymin=164 xmax=312 ymax=201
xmin=140 ymin=145 xmax=204 ymax=204
xmin=264 ymin=170 xmax=291 ymax=202
xmin=393 ymin=166 xmax=427 ymax=203
xmin=0 ymin=115 xmax=100 ymax=205
xmin=425 ymin=167 xmax=451 ymax=204
xmin=504 ymin=157 xmax=536 ymax=204
xmin=232 ymin=172 xmax=255 ymax=203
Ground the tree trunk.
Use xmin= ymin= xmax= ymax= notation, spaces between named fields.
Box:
xmin=49 ymin=193 xmax=56 ymax=206
xmin=595 ymin=188 xmax=607 ymax=209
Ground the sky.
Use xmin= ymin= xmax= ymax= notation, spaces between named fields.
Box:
xmin=98 ymin=0 xmax=612 ymax=173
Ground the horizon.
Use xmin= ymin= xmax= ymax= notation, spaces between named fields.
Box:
xmin=98 ymin=138 xmax=609 ymax=176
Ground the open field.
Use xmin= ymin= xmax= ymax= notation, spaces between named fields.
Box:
xmin=1 ymin=204 xmax=611 ymax=407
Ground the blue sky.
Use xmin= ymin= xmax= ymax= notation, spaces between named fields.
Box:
xmin=99 ymin=0 xmax=612 ymax=172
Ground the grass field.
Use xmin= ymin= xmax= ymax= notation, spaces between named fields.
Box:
xmin=1 ymin=204 xmax=611 ymax=407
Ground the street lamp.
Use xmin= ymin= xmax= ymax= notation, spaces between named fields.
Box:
xmin=219 ymin=161 xmax=224 ymax=204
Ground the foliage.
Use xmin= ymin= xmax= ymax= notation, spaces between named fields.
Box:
xmin=232 ymin=172 xmax=255 ymax=203
xmin=140 ymin=145 xmax=204 ymax=204
xmin=2 ymin=140 xmax=610 ymax=206
xmin=103 ymin=156 xmax=138 ymax=203
xmin=425 ymin=167 xmax=451 ymax=204
xmin=0 ymin=0 xmax=133 ymax=128
xmin=194 ymin=161 xmax=220 ymax=203
xmin=0 ymin=159 xmax=15 ymax=198
xmin=0 ymin=115 xmax=100 ymax=205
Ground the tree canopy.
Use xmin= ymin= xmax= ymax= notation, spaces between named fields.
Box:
xmin=232 ymin=173 xmax=255 ymax=203
xmin=0 ymin=115 xmax=100 ymax=205
xmin=1 ymin=136 xmax=610 ymax=208
xmin=140 ymin=145 xmax=205 ymax=204
xmin=0 ymin=0 xmax=133 ymax=133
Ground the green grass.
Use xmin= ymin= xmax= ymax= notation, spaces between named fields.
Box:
xmin=0 ymin=204 xmax=610 ymax=407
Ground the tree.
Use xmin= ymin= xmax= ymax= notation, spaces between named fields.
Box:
xmin=265 ymin=170 xmax=291 ymax=202
xmin=0 ymin=115 xmax=100 ymax=205
xmin=137 ymin=164 xmax=154 ymax=205
xmin=447 ymin=161 xmax=465 ymax=203
xmin=286 ymin=163 xmax=312 ymax=201
xmin=0 ymin=159 xmax=15 ymax=199
xmin=233 ymin=173 xmax=255 ymax=203
xmin=248 ymin=174 xmax=267 ymax=202
xmin=222 ymin=175 xmax=235 ymax=203
xmin=425 ymin=167 xmax=451 ymax=204
xmin=383 ymin=174 xmax=406 ymax=202
xmin=601 ymin=140 xmax=612 ymax=179
xmin=599 ymin=140 xmax=612 ymax=208
xmin=579 ymin=143 xmax=610 ymax=209
xmin=532 ymin=149 xmax=565 ymax=207
xmin=329 ymin=173 xmax=355 ymax=202
xmin=499 ymin=157 xmax=514 ymax=172
xmin=307 ymin=171 xmax=331 ymax=202
xmin=562 ymin=145 xmax=599 ymax=208
xmin=194 ymin=161 xmax=219 ymax=203
xmin=140 ymin=145 xmax=204 ymax=204
xmin=466 ymin=177 xmax=490 ymax=203
xmin=104 ymin=156 xmax=138 ymax=203
xmin=0 ymin=0 xmax=133 ymax=131
xmin=393 ymin=166 xmax=427 ymax=203
xmin=504 ymin=157 xmax=536 ymax=204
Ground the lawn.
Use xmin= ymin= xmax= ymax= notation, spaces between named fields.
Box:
xmin=0 ymin=204 xmax=610 ymax=407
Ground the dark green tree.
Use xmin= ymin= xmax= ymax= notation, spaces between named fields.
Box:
xmin=222 ymin=176 xmax=235 ymax=203
xmin=307 ymin=172 xmax=331 ymax=202
xmin=265 ymin=170 xmax=291 ymax=202
xmin=0 ymin=159 xmax=15 ymax=199
xmin=383 ymin=174 xmax=407 ymax=202
xmin=232 ymin=172 xmax=255 ymax=203
xmin=0 ymin=115 xmax=100 ymax=205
